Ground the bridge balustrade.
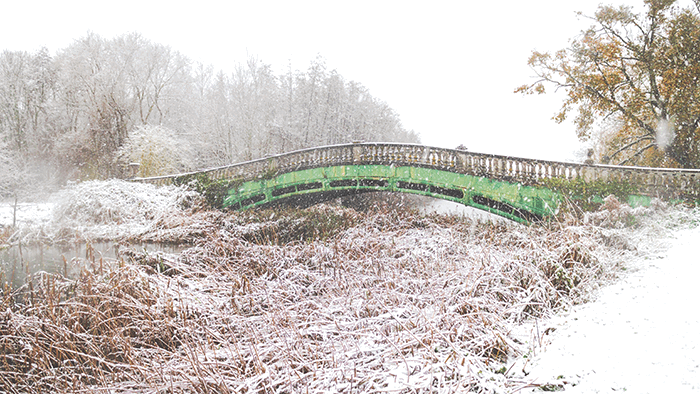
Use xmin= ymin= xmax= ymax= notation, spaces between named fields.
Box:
xmin=133 ymin=142 xmax=700 ymax=200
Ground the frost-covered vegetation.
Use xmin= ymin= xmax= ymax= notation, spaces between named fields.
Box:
xmin=1 ymin=180 xmax=696 ymax=393
xmin=0 ymin=35 xmax=418 ymax=197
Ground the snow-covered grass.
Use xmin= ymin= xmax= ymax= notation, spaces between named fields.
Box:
xmin=9 ymin=180 xmax=212 ymax=245
xmin=1 ymin=180 xmax=696 ymax=393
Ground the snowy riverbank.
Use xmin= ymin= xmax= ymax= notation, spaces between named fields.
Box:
xmin=0 ymin=202 xmax=54 ymax=228
xmin=509 ymin=225 xmax=700 ymax=393
xmin=1 ymin=180 xmax=699 ymax=392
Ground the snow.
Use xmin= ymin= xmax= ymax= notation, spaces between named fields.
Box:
xmin=511 ymin=226 xmax=700 ymax=393
xmin=0 ymin=202 xmax=54 ymax=227
xmin=4 ymin=180 xmax=700 ymax=392
xmin=420 ymin=198 xmax=511 ymax=224
xmin=41 ymin=180 xmax=203 ymax=242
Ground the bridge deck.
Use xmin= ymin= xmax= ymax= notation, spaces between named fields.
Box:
xmin=134 ymin=143 xmax=700 ymax=223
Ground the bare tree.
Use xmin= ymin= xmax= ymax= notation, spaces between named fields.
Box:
xmin=0 ymin=34 xmax=419 ymax=186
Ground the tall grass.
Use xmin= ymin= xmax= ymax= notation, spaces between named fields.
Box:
xmin=1 ymin=182 xmax=694 ymax=393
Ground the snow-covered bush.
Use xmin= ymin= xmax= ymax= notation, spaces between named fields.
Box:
xmin=583 ymin=195 xmax=651 ymax=228
xmin=48 ymin=179 xmax=205 ymax=241
xmin=117 ymin=125 xmax=193 ymax=177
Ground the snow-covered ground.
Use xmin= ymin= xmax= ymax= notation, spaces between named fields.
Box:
xmin=420 ymin=198 xmax=512 ymax=224
xmin=0 ymin=202 xmax=54 ymax=228
xmin=510 ymin=226 xmax=700 ymax=393
xmin=3 ymin=184 xmax=700 ymax=392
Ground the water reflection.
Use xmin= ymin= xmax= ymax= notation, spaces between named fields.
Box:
xmin=0 ymin=242 xmax=184 ymax=289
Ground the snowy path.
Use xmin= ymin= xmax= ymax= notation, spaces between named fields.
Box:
xmin=513 ymin=226 xmax=700 ymax=393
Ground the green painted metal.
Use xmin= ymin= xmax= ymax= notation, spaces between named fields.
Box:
xmin=135 ymin=142 xmax=699 ymax=223
xmin=626 ymin=194 xmax=653 ymax=208
xmin=223 ymin=164 xmax=561 ymax=223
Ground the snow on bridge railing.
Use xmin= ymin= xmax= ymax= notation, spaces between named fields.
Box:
xmin=133 ymin=142 xmax=700 ymax=200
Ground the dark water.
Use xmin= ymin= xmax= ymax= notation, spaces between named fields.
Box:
xmin=0 ymin=242 xmax=184 ymax=290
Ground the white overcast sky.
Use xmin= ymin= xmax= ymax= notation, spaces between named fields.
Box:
xmin=3 ymin=0 xmax=668 ymax=162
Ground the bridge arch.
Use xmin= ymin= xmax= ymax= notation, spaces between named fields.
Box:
xmin=134 ymin=142 xmax=700 ymax=224
xmin=223 ymin=164 xmax=557 ymax=223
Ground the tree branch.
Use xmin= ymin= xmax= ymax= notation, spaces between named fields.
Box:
xmin=610 ymin=134 xmax=655 ymax=159
xmin=578 ymin=79 xmax=656 ymax=135
xmin=618 ymin=142 xmax=656 ymax=165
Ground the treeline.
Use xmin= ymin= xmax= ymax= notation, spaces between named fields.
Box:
xmin=0 ymin=32 xmax=418 ymax=196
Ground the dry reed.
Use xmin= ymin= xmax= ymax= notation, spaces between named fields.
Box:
xmin=1 ymin=181 xmax=695 ymax=393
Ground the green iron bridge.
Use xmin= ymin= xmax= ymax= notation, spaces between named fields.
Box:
xmin=135 ymin=143 xmax=700 ymax=223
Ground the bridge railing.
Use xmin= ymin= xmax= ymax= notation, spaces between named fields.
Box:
xmin=134 ymin=142 xmax=700 ymax=199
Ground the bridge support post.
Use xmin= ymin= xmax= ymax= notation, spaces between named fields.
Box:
xmin=352 ymin=145 xmax=362 ymax=165
xmin=268 ymin=158 xmax=278 ymax=173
